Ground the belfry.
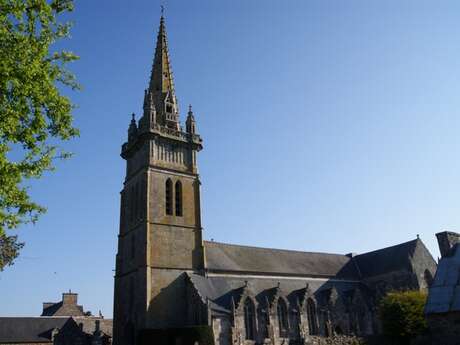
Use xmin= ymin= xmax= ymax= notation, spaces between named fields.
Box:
xmin=113 ymin=13 xmax=437 ymax=345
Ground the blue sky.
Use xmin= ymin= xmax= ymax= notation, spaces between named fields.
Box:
xmin=2 ymin=0 xmax=460 ymax=317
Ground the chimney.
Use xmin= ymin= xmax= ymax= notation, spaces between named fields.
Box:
xmin=436 ymin=231 xmax=460 ymax=258
xmin=62 ymin=291 xmax=78 ymax=305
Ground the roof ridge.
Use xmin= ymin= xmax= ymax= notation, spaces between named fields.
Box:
xmin=355 ymin=238 xmax=419 ymax=258
xmin=204 ymin=240 xmax=349 ymax=257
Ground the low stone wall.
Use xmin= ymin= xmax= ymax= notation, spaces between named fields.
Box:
xmin=305 ymin=335 xmax=364 ymax=345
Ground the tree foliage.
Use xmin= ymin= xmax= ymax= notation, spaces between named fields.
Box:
xmin=379 ymin=290 xmax=428 ymax=343
xmin=0 ymin=0 xmax=78 ymax=270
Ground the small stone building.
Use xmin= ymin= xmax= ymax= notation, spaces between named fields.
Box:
xmin=0 ymin=292 xmax=112 ymax=345
xmin=112 ymin=13 xmax=439 ymax=345
xmin=425 ymin=231 xmax=460 ymax=344
xmin=41 ymin=291 xmax=88 ymax=317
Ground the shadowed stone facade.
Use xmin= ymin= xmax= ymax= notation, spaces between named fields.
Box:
xmin=113 ymin=14 xmax=438 ymax=345
xmin=425 ymin=231 xmax=460 ymax=345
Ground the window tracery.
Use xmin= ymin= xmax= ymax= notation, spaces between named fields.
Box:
xmin=244 ymin=298 xmax=256 ymax=340
xmin=277 ymin=298 xmax=288 ymax=337
xmin=307 ymin=298 xmax=318 ymax=335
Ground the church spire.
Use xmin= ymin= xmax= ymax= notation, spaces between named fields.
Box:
xmin=148 ymin=14 xmax=179 ymax=130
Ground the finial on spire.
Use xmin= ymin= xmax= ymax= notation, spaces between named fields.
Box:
xmin=128 ymin=113 xmax=138 ymax=141
xmin=186 ymin=104 xmax=197 ymax=134
xmin=161 ymin=4 xmax=165 ymax=16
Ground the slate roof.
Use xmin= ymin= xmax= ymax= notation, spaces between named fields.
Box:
xmin=72 ymin=317 xmax=113 ymax=337
xmin=353 ymin=239 xmax=420 ymax=278
xmin=204 ymin=239 xmax=427 ymax=280
xmin=187 ymin=273 xmax=364 ymax=314
xmin=204 ymin=241 xmax=359 ymax=279
xmin=196 ymin=238 xmax=434 ymax=315
xmin=41 ymin=301 xmax=85 ymax=317
xmin=0 ymin=317 xmax=69 ymax=343
xmin=425 ymin=244 xmax=460 ymax=314
xmin=0 ymin=317 xmax=113 ymax=343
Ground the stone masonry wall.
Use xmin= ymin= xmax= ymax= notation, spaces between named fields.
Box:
xmin=305 ymin=336 xmax=364 ymax=345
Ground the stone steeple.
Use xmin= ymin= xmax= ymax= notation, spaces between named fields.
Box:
xmin=122 ymin=13 xmax=202 ymax=172
xmin=147 ymin=15 xmax=179 ymax=130
xmin=114 ymin=12 xmax=204 ymax=344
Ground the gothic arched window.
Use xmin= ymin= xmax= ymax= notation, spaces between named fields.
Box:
xmin=165 ymin=179 xmax=173 ymax=215
xmin=424 ymin=269 xmax=434 ymax=288
xmin=244 ymin=298 xmax=256 ymax=340
xmin=175 ymin=180 xmax=183 ymax=217
xmin=277 ymin=298 xmax=288 ymax=337
xmin=258 ymin=306 xmax=269 ymax=339
xmin=292 ymin=309 xmax=301 ymax=340
xmin=307 ymin=298 xmax=318 ymax=335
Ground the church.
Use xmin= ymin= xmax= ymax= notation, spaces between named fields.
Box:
xmin=113 ymin=14 xmax=437 ymax=345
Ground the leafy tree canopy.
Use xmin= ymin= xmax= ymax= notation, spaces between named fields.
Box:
xmin=0 ymin=0 xmax=78 ymax=270
xmin=379 ymin=290 xmax=428 ymax=343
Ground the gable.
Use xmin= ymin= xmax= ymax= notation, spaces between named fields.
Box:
xmin=353 ymin=239 xmax=420 ymax=278
xmin=186 ymin=273 xmax=365 ymax=314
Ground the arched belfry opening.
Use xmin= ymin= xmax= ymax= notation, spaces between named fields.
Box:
xmin=165 ymin=178 xmax=173 ymax=215
xmin=175 ymin=180 xmax=182 ymax=216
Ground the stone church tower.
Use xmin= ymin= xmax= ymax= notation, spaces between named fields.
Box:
xmin=113 ymin=15 xmax=204 ymax=345
xmin=113 ymin=12 xmax=438 ymax=345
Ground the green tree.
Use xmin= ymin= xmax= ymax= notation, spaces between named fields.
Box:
xmin=0 ymin=0 xmax=79 ymax=270
xmin=379 ymin=290 xmax=428 ymax=344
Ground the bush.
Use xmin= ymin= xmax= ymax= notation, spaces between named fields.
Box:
xmin=379 ymin=290 xmax=428 ymax=344
xmin=138 ymin=325 xmax=215 ymax=345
